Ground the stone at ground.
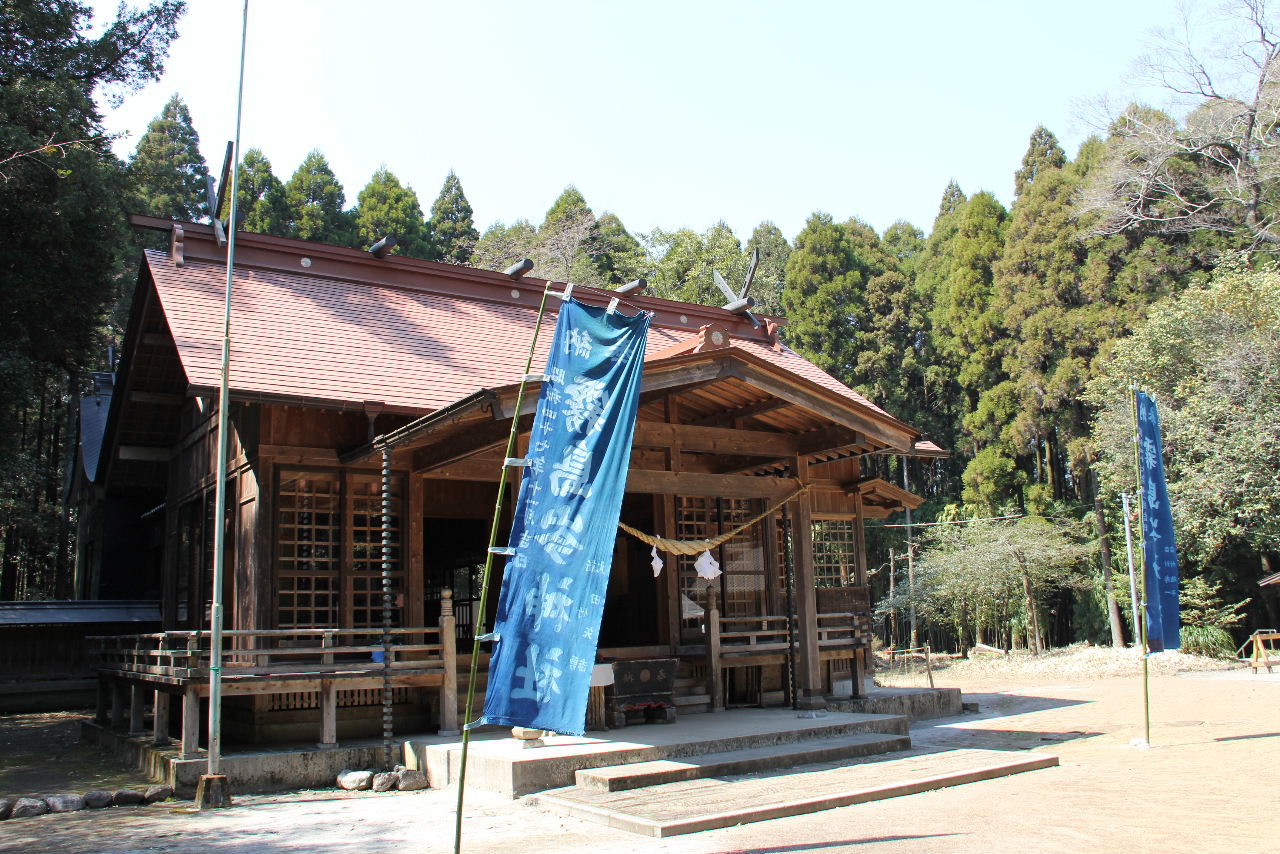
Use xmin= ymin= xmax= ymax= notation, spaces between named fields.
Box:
xmin=45 ymin=793 xmax=85 ymax=812
xmin=82 ymin=790 xmax=113 ymax=808
xmin=112 ymin=789 xmax=144 ymax=806
xmin=11 ymin=797 xmax=49 ymax=818
xmin=336 ymin=770 xmax=373 ymax=791
xmin=396 ymin=769 xmax=427 ymax=791
xmin=0 ymin=796 xmax=13 ymax=820
xmin=143 ymin=785 xmax=173 ymax=804
xmin=371 ymin=772 xmax=397 ymax=792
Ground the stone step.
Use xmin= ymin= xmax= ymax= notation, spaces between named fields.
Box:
xmin=531 ymin=747 xmax=1059 ymax=837
xmin=575 ymin=731 xmax=910 ymax=791
xmin=424 ymin=709 xmax=909 ymax=796
xmin=673 ymin=693 xmax=710 ymax=706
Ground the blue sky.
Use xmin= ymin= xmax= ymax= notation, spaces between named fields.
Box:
xmin=88 ymin=0 xmax=1185 ymax=242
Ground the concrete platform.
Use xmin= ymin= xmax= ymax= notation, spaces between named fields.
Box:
xmin=82 ymin=720 xmax=415 ymax=797
xmin=574 ymin=731 xmax=912 ymax=791
xmin=414 ymin=709 xmax=910 ymax=797
xmin=530 ymin=747 xmax=1059 ymax=837
xmin=832 ymin=684 xmax=964 ymax=720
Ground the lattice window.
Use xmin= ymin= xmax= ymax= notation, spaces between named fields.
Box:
xmin=719 ymin=499 xmax=766 ymax=618
xmin=276 ymin=472 xmax=341 ymax=629
xmin=812 ymin=518 xmax=857 ymax=587
xmin=676 ymin=497 xmax=768 ymax=640
xmin=349 ymin=475 xmax=403 ymax=629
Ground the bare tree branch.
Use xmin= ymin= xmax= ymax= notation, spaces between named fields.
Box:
xmin=0 ymin=135 xmax=102 ymax=181
xmin=1078 ymin=0 xmax=1280 ymax=247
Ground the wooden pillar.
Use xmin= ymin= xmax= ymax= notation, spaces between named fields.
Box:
xmin=790 ymin=457 xmax=823 ymax=708
xmin=661 ymin=394 xmax=682 ymax=649
xmin=705 ymin=586 xmax=722 ymax=711
xmin=319 ymin=680 xmax=337 ymax=748
xmin=406 ymin=472 xmax=425 ymax=629
xmin=439 ymin=590 xmax=459 ymax=734
xmin=152 ymin=691 xmax=171 ymax=745
xmin=852 ymin=481 xmax=869 ymax=587
xmin=660 ymin=494 xmax=679 ymax=648
xmin=317 ymin=630 xmax=337 ymax=747
xmin=95 ymin=677 xmax=110 ymax=725
xmin=129 ymin=683 xmax=147 ymax=735
xmin=110 ymin=679 xmax=126 ymax=730
xmin=852 ymin=467 xmax=873 ymax=687
xmin=180 ymin=685 xmax=201 ymax=759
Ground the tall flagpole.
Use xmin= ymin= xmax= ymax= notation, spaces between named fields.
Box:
xmin=198 ymin=0 xmax=250 ymax=809
xmin=1130 ymin=383 xmax=1151 ymax=748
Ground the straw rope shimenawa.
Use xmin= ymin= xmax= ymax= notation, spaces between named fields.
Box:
xmin=618 ymin=482 xmax=812 ymax=555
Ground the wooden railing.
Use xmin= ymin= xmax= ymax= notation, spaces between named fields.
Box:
xmin=87 ymin=593 xmax=461 ymax=756
xmin=717 ymin=612 xmax=858 ymax=653
xmin=88 ymin=627 xmax=447 ymax=682
xmin=697 ymin=587 xmax=865 ymax=710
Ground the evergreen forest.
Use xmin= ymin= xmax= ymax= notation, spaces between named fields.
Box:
xmin=3 ymin=0 xmax=1278 ymax=657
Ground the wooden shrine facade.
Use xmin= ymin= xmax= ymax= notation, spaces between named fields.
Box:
xmin=82 ymin=218 xmax=941 ymax=744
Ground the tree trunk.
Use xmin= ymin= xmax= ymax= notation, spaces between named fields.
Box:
xmin=1094 ymin=490 xmax=1126 ymax=647
xmin=1022 ymin=570 xmax=1042 ymax=656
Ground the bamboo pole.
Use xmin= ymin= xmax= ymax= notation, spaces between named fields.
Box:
xmin=454 ymin=280 xmax=554 ymax=854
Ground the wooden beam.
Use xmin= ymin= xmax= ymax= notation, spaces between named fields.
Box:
xmin=689 ymin=398 xmax=790 ymax=428
xmin=117 ymin=445 xmax=169 ymax=462
xmin=128 ymin=390 xmax=186 ymax=406
xmin=257 ymin=445 xmax=340 ymax=466
xmin=422 ymin=458 xmax=504 ymax=481
xmin=728 ymin=363 xmax=916 ymax=452
xmin=625 ymin=469 xmax=796 ymax=499
xmin=631 ymin=422 xmax=797 ymax=456
xmin=411 ymin=415 xmax=532 ymax=473
xmin=795 ymin=425 xmax=865 ymax=457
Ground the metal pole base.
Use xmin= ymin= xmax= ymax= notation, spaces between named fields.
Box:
xmin=194 ymin=774 xmax=233 ymax=809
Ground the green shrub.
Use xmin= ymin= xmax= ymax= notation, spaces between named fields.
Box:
xmin=1179 ymin=625 xmax=1237 ymax=658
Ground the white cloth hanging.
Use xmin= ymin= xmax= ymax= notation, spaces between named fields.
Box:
xmin=694 ymin=549 xmax=721 ymax=581
xmin=650 ymin=545 xmax=664 ymax=578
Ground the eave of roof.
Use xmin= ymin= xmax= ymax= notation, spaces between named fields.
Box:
xmin=130 ymin=216 xmax=942 ymax=459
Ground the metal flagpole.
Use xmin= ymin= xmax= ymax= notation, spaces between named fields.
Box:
xmin=1130 ymin=383 xmax=1151 ymax=748
xmin=198 ymin=0 xmax=250 ymax=809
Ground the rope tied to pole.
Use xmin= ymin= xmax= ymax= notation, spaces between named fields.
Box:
xmin=617 ymin=482 xmax=812 ymax=555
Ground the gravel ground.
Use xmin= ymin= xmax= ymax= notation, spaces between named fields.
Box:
xmin=2 ymin=646 xmax=1276 ymax=854
xmin=875 ymin=642 xmax=1242 ymax=687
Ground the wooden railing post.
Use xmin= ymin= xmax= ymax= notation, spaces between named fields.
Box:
xmin=319 ymin=678 xmax=337 ymax=748
xmin=152 ymin=690 xmax=171 ymax=745
xmin=705 ymin=586 xmax=722 ymax=712
xmin=129 ymin=683 xmax=146 ymax=736
xmin=439 ymin=590 xmax=459 ymax=734
xmin=110 ymin=679 xmax=126 ymax=730
xmin=321 ymin=631 xmax=335 ymax=666
xmin=94 ymin=676 xmax=110 ymax=725
xmin=180 ymin=685 xmax=201 ymax=759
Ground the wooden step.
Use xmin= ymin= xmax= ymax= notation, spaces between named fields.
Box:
xmin=575 ymin=731 xmax=910 ymax=791
xmin=532 ymin=748 xmax=1059 ymax=837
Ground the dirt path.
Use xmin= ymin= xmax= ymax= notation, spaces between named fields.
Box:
xmin=3 ymin=668 xmax=1277 ymax=854
xmin=0 ymin=712 xmax=153 ymax=797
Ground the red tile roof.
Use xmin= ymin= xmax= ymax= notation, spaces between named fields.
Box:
xmin=143 ymin=236 xmax=914 ymax=443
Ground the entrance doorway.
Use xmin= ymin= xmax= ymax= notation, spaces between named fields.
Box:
xmin=599 ymin=493 xmax=660 ymax=647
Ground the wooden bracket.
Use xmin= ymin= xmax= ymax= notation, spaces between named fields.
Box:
xmin=170 ymin=224 xmax=184 ymax=267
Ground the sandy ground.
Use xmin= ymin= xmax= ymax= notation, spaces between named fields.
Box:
xmin=3 ymin=658 xmax=1277 ymax=854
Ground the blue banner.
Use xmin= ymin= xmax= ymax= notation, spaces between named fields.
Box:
xmin=1136 ymin=390 xmax=1180 ymax=651
xmin=480 ymin=299 xmax=651 ymax=735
